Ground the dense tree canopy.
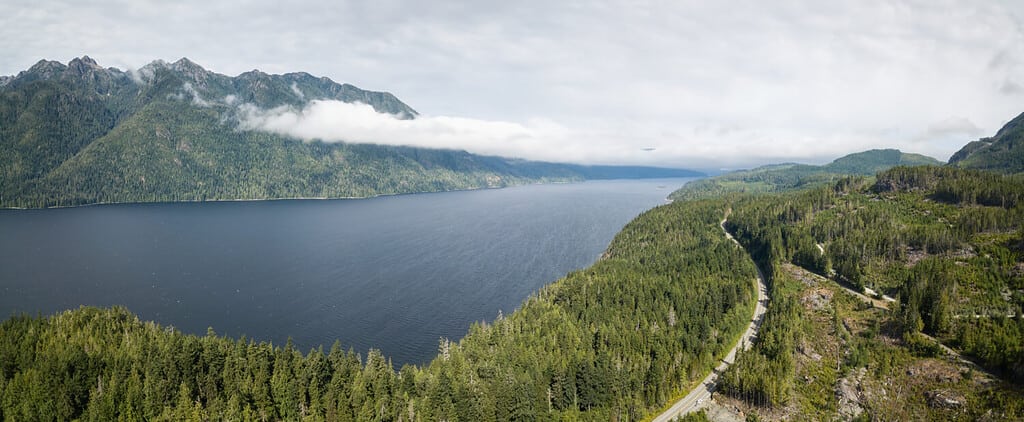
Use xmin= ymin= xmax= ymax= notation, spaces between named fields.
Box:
xmin=0 ymin=199 xmax=757 ymax=420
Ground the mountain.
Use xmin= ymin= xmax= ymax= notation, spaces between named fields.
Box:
xmin=0 ymin=57 xmax=700 ymax=208
xmin=822 ymin=148 xmax=940 ymax=174
xmin=948 ymin=111 xmax=1024 ymax=173
xmin=669 ymin=148 xmax=942 ymax=201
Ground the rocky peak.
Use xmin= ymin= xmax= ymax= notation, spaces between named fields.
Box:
xmin=238 ymin=69 xmax=268 ymax=80
xmin=171 ymin=57 xmax=207 ymax=75
xmin=132 ymin=60 xmax=171 ymax=84
xmin=8 ymin=56 xmax=419 ymax=119
xmin=172 ymin=57 xmax=200 ymax=69
xmin=74 ymin=56 xmax=99 ymax=67
xmin=27 ymin=59 xmax=68 ymax=78
xmin=138 ymin=59 xmax=169 ymax=76
xmin=143 ymin=59 xmax=169 ymax=69
xmin=67 ymin=56 xmax=103 ymax=76
xmin=171 ymin=57 xmax=210 ymax=87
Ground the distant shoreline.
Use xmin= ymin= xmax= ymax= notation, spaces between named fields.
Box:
xmin=0 ymin=177 xmax=698 ymax=211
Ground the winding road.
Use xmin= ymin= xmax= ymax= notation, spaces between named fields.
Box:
xmin=651 ymin=218 xmax=769 ymax=422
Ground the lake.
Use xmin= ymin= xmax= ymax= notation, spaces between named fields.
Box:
xmin=0 ymin=178 xmax=692 ymax=366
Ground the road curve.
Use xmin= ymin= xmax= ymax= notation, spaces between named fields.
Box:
xmin=651 ymin=218 xmax=769 ymax=422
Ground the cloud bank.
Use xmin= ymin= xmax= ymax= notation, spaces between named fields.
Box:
xmin=234 ymin=99 xmax=894 ymax=167
xmin=236 ymin=100 xmax=590 ymax=163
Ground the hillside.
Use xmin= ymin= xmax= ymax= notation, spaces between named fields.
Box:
xmin=0 ymin=57 xmax=699 ymax=208
xmin=949 ymin=111 xmax=1024 ymax=173
xmin=711 ymin=166 xmax=1024 ymax=420
xmin=668 ymin=149 xmax=940 ymax=201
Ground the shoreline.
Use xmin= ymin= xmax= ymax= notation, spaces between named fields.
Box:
xmin=1 ymin=176 xmax=698 ymax=211
xmin=0 ymin=182 xmax=545 ymax=210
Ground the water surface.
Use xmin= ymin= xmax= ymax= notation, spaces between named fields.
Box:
xmin=0 ymin=179 xmax=692 ymax=366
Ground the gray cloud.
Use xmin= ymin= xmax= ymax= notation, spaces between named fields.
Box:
xmin=1000 ymin=79 xmax=1024 ymax=95
xmin=4 ymin=0 xmax=1024 ymax=167
xmin=922 ymin=117 xmax=984 ymax=139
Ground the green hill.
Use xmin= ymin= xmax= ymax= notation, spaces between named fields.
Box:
xmin=669 ymin=149 xmax=941 ymax=201
xmin=823 ymin=148 xmax=940 ymax=174
xmin=949 ymin=111 xmax=1024 ymax=173
xmin=0 ymin=57 xmax=700 ymax=208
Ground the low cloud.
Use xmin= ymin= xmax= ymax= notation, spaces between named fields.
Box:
xmin=183 ymin=82 xmax=210 ymax=107
xmin=290 ymin=82 xmax=304 ymax=100
xmin=236 ymin=100 xmax=596 ymax=163
xmin=127 ymin=66 xmax=154 ymax=84
xmin=168 ymin=82 xmax=210 ymax=107
xmin=232 ymin=99 xmax=949 ymax=168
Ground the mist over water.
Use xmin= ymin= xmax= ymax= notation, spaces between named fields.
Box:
xmin=0 ymin=179 xmax=692 ymax=366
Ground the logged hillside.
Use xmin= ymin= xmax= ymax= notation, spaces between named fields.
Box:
xmin=712 ymin=166 xmax=1024 ymax=420
xmin=0 ymin=197 xmax=756 ymax=420
xmin=669 ymin=149 xmax=940 ymax=201
xmin=0 ymin=57 xmax=699 ymax=208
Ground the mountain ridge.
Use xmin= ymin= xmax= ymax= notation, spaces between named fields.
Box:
xmin=948 ymin=111 xmax=1024 ymax=173
xmin=0 ymin=57 xmax=699 ymax=208
xmin=669 ymin=148 xmax=942 ymax=201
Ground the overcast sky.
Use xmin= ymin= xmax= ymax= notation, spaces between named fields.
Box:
xmin=4 ymin=0 xmax=1024 ymax=169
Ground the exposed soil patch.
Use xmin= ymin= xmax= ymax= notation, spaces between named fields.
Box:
xmin=906 ymin=247 xmax=928 ymax=267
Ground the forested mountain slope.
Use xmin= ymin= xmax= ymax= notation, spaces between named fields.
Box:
xmin=0 ymin=57 xmax=699 ymax=208
xmin=949 ymin=111 xmax=1024 ymax=173
xmin=669 ymin=149 xmax=940 ymax=201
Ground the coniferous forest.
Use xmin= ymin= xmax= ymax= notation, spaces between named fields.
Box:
xmin=0 ymin=199 xmax=757 ymax=420
xmin=4 ymin=159 xmax=1024 ymax=420
xmin=715 ymin=166 xmax=1024 ymax=419
xmin=3 ymin=57 xmax=1024 ymax=420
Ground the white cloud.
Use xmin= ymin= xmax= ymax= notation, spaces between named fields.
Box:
xmin=236 ymin=100 xmax=584 ymax=162
xmin=182 ymin=82 xmax=210 ymax=107
xmin=233 ymin=100 xmax=904 ymax=168
xmin=4 ymin=0 xmax=1024 ymax=167
xmin=167 ymin=81 xmax=211 ymax=107
xmin=290 ymin=82 xmax=304 ymax=100
xmin=127 ymin=68 xmax=146 ymax=84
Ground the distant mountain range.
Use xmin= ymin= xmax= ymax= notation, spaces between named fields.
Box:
xmin=669 ymin=149 xmax=942 ymax=201
xmin=0 ymin=57 xmax=700 ymax=208
xmin=671 ymin=109 xmax=1024 ymax=202
xmin=949 ymin=111 xmax=1024 ymax=173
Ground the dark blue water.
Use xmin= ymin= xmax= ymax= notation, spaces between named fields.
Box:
xmin=0 ymin=179 xmax=692 ymax=366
